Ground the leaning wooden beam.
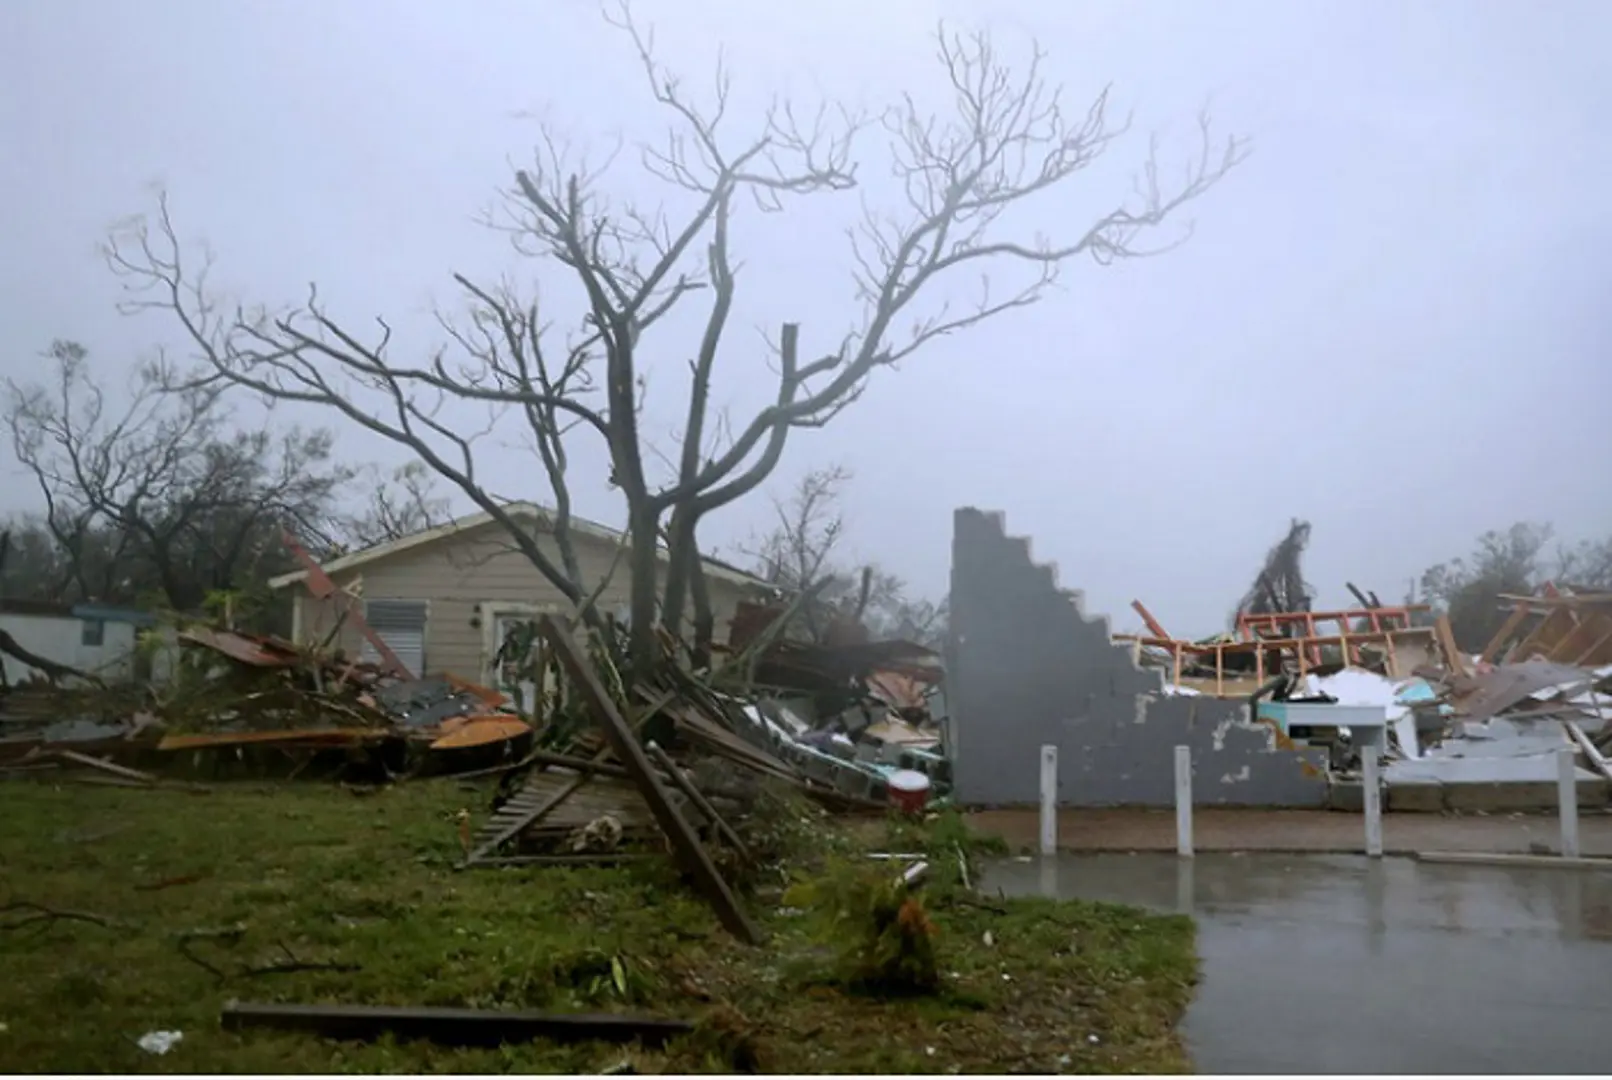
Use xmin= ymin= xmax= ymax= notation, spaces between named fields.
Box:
xmin=1506 ymin=606 xmax=1574 ymax=663
xmin=1548 ymin=616 xmax=1605 ymax=666
xmin=646 ymin=741 xmax=752 ymax=864
xmin=220 ymin=1001 xmax=693 ymax=1048
xmin=282 ymin=529 xmax=414 ymax=678
xmin=1433 ymin=614 xmax=1469 ymax=678
xmin=1130 ymin=600 xmax=1172 ymax=640
xmin=1572 ymin=624 xmax=1612 ymax=667
xmin=1479 ymin=602 xmax=1532 ymax=664
xmin=536 ymin=615 xmax=762 ymax=946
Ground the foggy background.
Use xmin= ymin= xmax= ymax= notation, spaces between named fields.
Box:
xmin=3 ymin=0 xmax=1609 ymax=637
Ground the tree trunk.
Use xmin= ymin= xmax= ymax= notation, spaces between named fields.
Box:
xmin=626 ymin=503 xmax=661 ymax=682
xmin=660 ymin=505 xmax=698 ymax=640
xmin=689 ymin=555 xmax=714 ymax=669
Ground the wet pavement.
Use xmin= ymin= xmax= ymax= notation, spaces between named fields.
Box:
xmin=984 ymin=853 xmax=1612 ymax=1074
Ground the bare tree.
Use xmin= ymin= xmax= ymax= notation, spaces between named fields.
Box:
xmin=745 ymin=465 xmax=946 ymax=647
xmin=746 ymin=465 xmax=854 ymax=641
xmin=334 ymin=460 xmax=452 ymax=551
xmin=3 ymin=340 xmax=352 ymax=612
xmin=105 ymin=5 xmax=1244 ymax=679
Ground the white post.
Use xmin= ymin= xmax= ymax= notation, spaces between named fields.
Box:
xmin=1559 ymin=746 xmax=1581 ymax=859
xmin=1362 ymin=745 xmax=1383 ymax=858
xmin=1039 ymin=744 xmax=1058 ymax=856
xmin=1174 ymin=745 xmax=1194 ymax=857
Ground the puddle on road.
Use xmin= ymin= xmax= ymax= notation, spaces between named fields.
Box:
xmin=984 ymin=853 xmax=1612 ymax=1074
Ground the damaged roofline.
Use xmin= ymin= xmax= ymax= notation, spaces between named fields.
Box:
xmin=266 ymin=501 xmax=772 ymax=592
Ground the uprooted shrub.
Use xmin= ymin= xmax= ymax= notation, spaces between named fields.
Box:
xmin=786 ymin=863 xmax=941 ymax=996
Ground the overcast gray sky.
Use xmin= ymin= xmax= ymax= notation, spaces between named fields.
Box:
xmin=3 ymin=0 xmax=1610 ymax=638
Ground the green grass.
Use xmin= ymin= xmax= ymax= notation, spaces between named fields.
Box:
xmin=0 ymin=780 xmax=1198 ymax=1074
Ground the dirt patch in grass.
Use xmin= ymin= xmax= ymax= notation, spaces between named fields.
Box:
xmin=0 ymin=781 xmax=1198 ymax=1074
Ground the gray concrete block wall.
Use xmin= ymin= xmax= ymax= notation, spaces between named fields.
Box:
xmin=948 ymin=507 xmax=1329 ymax=808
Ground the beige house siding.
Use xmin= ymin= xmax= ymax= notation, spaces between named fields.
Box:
xmin=291 ymin=521 xmax=758 ymax=682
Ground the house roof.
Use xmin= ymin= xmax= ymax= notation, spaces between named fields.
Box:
xmin=0 ymin=599 xmax=158 ymax=626
xmin=266 ymin=501 xmax=772 ymax=592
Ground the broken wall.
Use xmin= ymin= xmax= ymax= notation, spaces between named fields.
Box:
xmin=947 ymin=507 xmax=1329 ymax=808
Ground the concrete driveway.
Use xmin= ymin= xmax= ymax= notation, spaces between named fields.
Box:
xmin=985 ymin=852 xmax=1612 ymax=1074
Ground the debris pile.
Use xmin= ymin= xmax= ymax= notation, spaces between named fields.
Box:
xmin=0 ymin=625 xmax=531 ymax=774
xmin=1118 ymin=583 xmax=1612 ymax=809
xmin=2 ymin=592 xmax=954 ymax=944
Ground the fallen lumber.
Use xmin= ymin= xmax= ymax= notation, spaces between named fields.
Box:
xmin=537 ymin=615 xmax=762 ymax=946
xmin=53 ymin=749 xmax=158 ymax=784
xmin=220 ymin=1001 xmax=694 ymax=1048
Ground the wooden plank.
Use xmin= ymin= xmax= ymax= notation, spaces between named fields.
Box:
xmin=1546 ymin=617 xmax=1602 ymax=665
xmin=647 ymin=741 xmax=751 ymax=864
xmin=1130 ymin=600 xmax=1172 ymax=640
xmin=1434 ymin=614 xmax=1469 ymax=677
xmin=1508 ymin=606 xmax=1573 ymax=663
xmin=1572 ymin=623 xmax=1612 ymax=667
xmin=1479 ymin=602 xmax=1532 ymax=664
xmin=220 ymin=1001 xmax=692 ymax=1048
xmin=537 ymin=616 xmax=761 ymax=946
xmin=1496 ymin=591 xmax=1612 ymax=607
xmin=53 ymin=750 xmax=158 ymax=784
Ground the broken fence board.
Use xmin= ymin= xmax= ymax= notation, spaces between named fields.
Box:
xmin=536 ymin=615 xmax=762 ymax=946
xmin=461 ymin=760 xmax=602 ymax=867
xmin=53 ymin=749 xmax=158 ymax=784
xmin=220 ymin=1000 xmax=693 ymax=1048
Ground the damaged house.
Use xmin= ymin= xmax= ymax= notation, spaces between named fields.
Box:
xmin=272 ymin=502 xmax=774 ymax=691
xmin=944 ymin=508 xmax=1612 ymax=812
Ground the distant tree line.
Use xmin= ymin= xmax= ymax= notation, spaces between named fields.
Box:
xmin=742 ymin=465 xmax=947 ymax=649
xmin=0 ymin=340 xmax=448 ymax=628
xmin=1418 ymin=522 xmax=1612 ymax=652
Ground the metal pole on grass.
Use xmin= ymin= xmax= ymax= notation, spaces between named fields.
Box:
xmin=1362 ymin=745 xmax=1383 ymax=858
xmin=1559 ymin=747 xmax=1581 ymax=859
xmin=1039 ymin=744 xmax=1058 ymax=856
xmin=1174 ymin=745 xmax=1194 ymax=857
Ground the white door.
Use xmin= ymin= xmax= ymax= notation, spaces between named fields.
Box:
xmin=360 ymin=600 xmax=428 ymax=678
